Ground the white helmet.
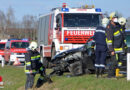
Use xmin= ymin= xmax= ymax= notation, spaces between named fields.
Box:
xmin=118 ymin=17 xmax=126 ymax=26
xmin=29 ymin=41 xmax=38 ymax=50
xmin=102 ymin=18 xmax=109 ymax=27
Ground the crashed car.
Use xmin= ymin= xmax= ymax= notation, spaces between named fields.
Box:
xmin=48 ymin=30 xmax=130 ymax=76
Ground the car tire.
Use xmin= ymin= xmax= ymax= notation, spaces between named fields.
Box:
xmin=68 ymin=61 xmax=83 ymax=76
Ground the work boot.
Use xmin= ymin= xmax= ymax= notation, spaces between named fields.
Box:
xmin=35 ymin=78 xmax=46 ymax=88
xmin=95 ymin=68 xmax=99 ymax=78
xmin=99 ymin=68 xmax=105 ymax=77
xmin=44 ymin=75 xmax=53 ymax=83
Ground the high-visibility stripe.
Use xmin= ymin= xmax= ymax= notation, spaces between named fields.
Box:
xmin=25 ymin=62 xmax=31 ymax=66
xmin=116 ymin=54 xmax=118 ymax=60
xmin=114 ymin=48 xmax=123 ymax=53
xmin=31 ymin=55 xmax=40 ymax=61
xmin=95 ymin=30 xmax=105 ymax=33
xmin=95 ymin=64 xmax=100 ymax=67
xmin=114 ymin=30 xmax=120 ymax=36
xmin=99 ymin=64 xmax=105 ymax=67
xmin=40 ymin=67 xmax=44 ymax=71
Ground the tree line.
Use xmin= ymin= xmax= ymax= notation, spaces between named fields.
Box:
xmin=0 ymin=7 xmax=130 ymax=41
xmin=0 ymin=7 xmax=38 ymax=41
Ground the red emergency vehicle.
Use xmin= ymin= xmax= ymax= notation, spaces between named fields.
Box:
xmin=38 ymin=3 xmax=102 ymax=62
xmin=0 ymin=39 xmax=7 ymax=62
xmin=4 ymin=39 xmax=29 ymax=65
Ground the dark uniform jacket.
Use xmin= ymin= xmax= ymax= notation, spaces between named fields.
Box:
xmin=106 ymin=22 xmax=127 ymax=53
xmin=24 ymin=49 xmax=41 ymax=74
xmin=93 ymin=26 xmax=107 ymax=51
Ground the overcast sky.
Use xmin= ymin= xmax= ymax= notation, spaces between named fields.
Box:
xmin=0 ymin=0 xmax=129 ymax=21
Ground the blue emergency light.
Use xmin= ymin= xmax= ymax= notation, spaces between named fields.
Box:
xmin=22 ymin=38 xmax=29 ymax=41
xmin=61 ymin=8 xmax=69 ymax=12
xmin=95 ymin=8 xmax=101 ymax=12
xmin=65 ymin=38 xmax=68 ymax=41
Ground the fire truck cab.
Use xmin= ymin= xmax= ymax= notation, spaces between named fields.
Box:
xmin=4 ymin=39 xmax=29 ymax=65
xmin=0 ymin=39 xmax=7 ymax=62
xmin=38 ymin=3 xmax=102 ymax=65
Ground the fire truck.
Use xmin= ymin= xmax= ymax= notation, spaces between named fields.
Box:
xmin=38 ymin=3 xmax=102 ymax=66
xmin=4 ymin=39 xmax=29 ymax=65
xmin=0 ymin=39 xmax=7 ymax=62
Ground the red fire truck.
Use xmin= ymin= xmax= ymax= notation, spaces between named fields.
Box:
xmin=0 ymin=39 xmax=7 ymax=62
xmin=38 ymin=3 xmax=102 ymax=64
xmin=4 ymin=39 xmax=29 ymax=65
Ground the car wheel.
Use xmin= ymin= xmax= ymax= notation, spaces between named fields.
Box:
xmin=68 ymin=61 xmax=83 ymax=76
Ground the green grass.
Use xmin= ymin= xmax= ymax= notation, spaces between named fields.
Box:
xmin=1 ymin=65 xmax=130 ymax=90
xmin=0 ymin=65 xmax=25 ymax=90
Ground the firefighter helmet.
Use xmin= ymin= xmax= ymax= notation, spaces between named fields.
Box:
xmin=118 ymin=17 xmax=127 ymax=26
xmin=102 ymin=18 xmax=109 ymax=27
xmin=109 ymin=12 xmax=118 ymax=20
xmin=29 ymin=41 xmax=38 ymax=50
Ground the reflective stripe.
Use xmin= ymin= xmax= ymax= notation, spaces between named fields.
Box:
xmin=25 ymin=69 xmax=37 ymax=74
xmin=95 ymin=30 xmax=105 ymax=33
xmin=114 ymin=30 xmax=120 ymax=36
xmin=114 ymin=48 xmax=123 ymax=53
xmin=124 ymin=40 xmax=126 ymax=43
xmin=40 ymin=67 xmax=44 ymax=71
xmin=26 ymin=62 xmax=31 ymax=66
xmin=99 ymin=64 xmax=105 ymax=67
xmin=106 ymin=39 xmax=112 ymax=45
xmin=31 ymin=55 xmax=40 ymax=61
xmin=95 ymin=64 xmax=100 ymax=67
xmin=116 ymin=54 xmax=118 ymax=60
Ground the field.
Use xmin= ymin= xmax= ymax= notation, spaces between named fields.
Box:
xmin=1 ymin=65 xmax=130 ymax=90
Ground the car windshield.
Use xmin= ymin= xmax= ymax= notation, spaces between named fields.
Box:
xmin=0 ymin=43 xmax=5 ymax=50
xmin=64 ymin=13 xmax=102 ymax=27
xmin=11 ymin=42 xmax=29 ymax=48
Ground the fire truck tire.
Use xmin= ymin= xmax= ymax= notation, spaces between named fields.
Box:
xmin=51 ymin=47 xmax=56 ymax=59
xmin=68 ymin=61 xmax=83 ymax=76
xmin=42 ymin=57 xmax=49 ymax=68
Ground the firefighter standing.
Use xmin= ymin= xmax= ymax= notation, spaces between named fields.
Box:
xmin=93 ymin=18 xmax=109 ymax=78
xmin=106 ymin=12 xmax=127 ymax=78
xmin=24 ymin=41 xmax=52 ymax=90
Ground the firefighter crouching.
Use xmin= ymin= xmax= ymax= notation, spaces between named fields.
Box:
xmin=106 ymin=12 xmax=127 ymax=78
xmin=93 ymin=18 xmax=109 ymax=78
xmin=24 ymin=41 xmax=52 ymax=90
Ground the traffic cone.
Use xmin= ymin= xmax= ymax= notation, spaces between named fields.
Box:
xmin=0 ymin=76 xmax=4 ymax=88
xmin=13 ymin=58 xmax=21 ymax=66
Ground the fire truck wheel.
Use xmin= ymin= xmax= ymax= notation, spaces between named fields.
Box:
xmin=51 ymin=47 xmax=56 ymax=59
xmin=68 ymin=61 xmax=83 ymax=76
xmin=42 ymin=57 xmax=49 ymax=68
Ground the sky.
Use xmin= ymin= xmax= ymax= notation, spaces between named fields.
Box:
xmin=0 ymin=0 xmax=130 ymax=21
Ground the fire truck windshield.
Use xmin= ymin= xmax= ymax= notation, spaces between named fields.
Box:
xmin=11 ymin=42 xmax=29 ymax=48
xmin=64 ymin=13 xmax=101 ymax=27
xmin=0 ymin=44 xmax=5 ymax=50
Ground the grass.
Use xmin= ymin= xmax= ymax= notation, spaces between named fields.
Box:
xmin=1 ymin=65 xmax=130 ymax=90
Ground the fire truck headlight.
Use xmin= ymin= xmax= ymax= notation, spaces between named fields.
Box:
xmin=64 ymin=46 xmax=69 ymax=50
xmin=11 ymin=52 xmax=17 ymax=55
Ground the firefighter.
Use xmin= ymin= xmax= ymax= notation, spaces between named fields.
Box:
xmin=106 ymin=12 xmax=127 ymax=78
xmin=93 ymin=18 xmax=109 ymax=78
xmin=24 ymin=41 xmax=52 ymax=90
